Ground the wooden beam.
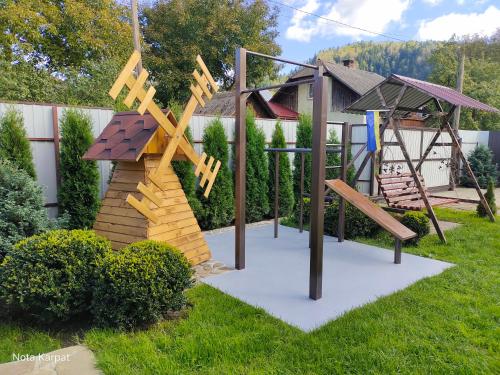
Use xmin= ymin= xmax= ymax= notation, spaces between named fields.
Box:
xmin=393 ymin=119 xmax=446 ymax=243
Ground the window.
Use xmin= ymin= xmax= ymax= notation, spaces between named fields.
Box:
xmin=308 ymin=83 xmax=314 ymax=99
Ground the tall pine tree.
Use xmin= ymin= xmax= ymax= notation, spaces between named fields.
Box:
xmin=197 ymin=118 xmax=234 ymax=229
xmin=58 ymin=109 xmax=100 ymax=229
xmin=268 ymin=121 xmax=294 ymax=217
xmin=246 ymin=110 xmax=269 ymax=222
xmin=293 ymin=114 xmax=312 ymax=203
xmin=0 ymin=108 xmax=36 ymax=178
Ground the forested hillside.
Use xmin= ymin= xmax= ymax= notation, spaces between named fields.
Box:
xmin=313 ymin=41 xmax=441 ymax=80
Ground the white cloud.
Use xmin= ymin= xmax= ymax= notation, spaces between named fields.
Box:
xmin=285 ymin=0 xmax=411 ymax=42
xmin=417 ymin=6 xmax=500 ymax=40
xmin=422 ymin=0 xmax=442 ymax=5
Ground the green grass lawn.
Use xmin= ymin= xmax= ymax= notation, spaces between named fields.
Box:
xmin=1 ymin=208 xmax=499 ymax=374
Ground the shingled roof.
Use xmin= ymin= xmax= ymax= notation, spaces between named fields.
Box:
xmin=83 ymin=110 xmax=175 ymax=162
xmin=289 ymin=60 xmax=385 ymax=96
xmin=194 ymin=91 xmax=276 ymax=118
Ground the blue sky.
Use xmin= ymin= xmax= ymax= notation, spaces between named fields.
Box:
xmin=273 ymin=0 xmax=500 ymax=69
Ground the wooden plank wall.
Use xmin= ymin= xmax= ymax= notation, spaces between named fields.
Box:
xmin=93 ymin=157 xmax=211 ymax=265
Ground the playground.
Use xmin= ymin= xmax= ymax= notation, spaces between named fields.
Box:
xmin=1 ymin=44 xmax=499 ymax=374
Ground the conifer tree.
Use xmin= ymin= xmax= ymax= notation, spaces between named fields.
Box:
xmin=293 ymin=114 xmax=312 ymax=202
xmin=246 ymin=111 xmax=269 ymax=222
xmin=0 ymin=108 xmax=36 ymax=178
xmin=477 ymin=179 xmax=497 ymax=217
xmin=197 ymin=118 xmax=234 ymax=229
xmin=268 ymin=121 xmax=294 ymax=217
xmin=58 ymin=109 xmax=100 ymax=229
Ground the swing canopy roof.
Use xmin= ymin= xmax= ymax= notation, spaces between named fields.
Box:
xmin=345 ymin=74 xmax=499 ymax=115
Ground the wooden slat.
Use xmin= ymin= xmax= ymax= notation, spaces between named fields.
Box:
xmin=190 ymin=83 xmax=206 ymax=107
xmin=192 ymin=70 xmax=212 ymax=99
xmin=200 ymin=156 xmax=214 ymax=187
xmin=96 ymin=229 xmax=145 ymax=244
xmin=149 ymin=224 xmax=201 ymax=242
xmin=137 ymin=86 xmax=156 ymax=115
xmin=95 ymin=213 xmax=146 ymax=227
xmin=195 ymin=153 xmax=207 ymax=176
xmin=94 ymin=222 xmax=147 ymax=237
xmin=203 ymin=160 xmax=221 ymax=197
xmin=326 ymin=179 xmax=416 ymax=240
xmin=196 ymin=55 xmax=219 ymax=91
xmin=148 ymin=217 xmax=198 ymax=236
xmin=137 ymin=182 xmax=162 ymax=207
xmin=126 ymin=194 xmax=159 ymax=223
xmin=124 ymin=69 xmax=149 ymax=107
xmin=387 ymin=193 xmax=423 ymax=203
xmin=109 ymin=51 xmax=140 ymax=99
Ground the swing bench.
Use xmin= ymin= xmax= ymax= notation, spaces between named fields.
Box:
xmin=377 ymin=172 xmax=459 ymax=211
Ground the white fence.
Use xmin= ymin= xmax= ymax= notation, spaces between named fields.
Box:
xmin=0 ymin=102 xmax=493 ymax=216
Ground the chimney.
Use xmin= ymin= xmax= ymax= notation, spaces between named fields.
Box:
xmin=342 ymin=58 xmax=355 ymax=68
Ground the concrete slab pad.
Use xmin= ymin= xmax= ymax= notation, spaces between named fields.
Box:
xmin=203 ymin=224 xmax=453 ymax=332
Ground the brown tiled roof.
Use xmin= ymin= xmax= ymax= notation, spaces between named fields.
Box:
xmin=83 ymin=110 xmax=171 ymax=161
xmin=289 ymin=60 xmax=385 ymax=96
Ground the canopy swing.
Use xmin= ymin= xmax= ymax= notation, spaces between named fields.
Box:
xmin=345 ymin=74 xmax=499 ymax=243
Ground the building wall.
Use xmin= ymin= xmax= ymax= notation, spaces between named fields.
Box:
xmin=296 ymin=77 xmax=365 ymax=124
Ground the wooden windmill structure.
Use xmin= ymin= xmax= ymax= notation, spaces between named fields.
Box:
xmin=84 ymin=51 xmax=221 ymax=265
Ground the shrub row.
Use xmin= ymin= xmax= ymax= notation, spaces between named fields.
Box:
xmin=0 ymin=230 xmax=192 ymax=330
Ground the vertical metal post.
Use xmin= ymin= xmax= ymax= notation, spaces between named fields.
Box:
xmin=235 ymin=48 xmax=247 ymax=270
xmin=337 ymin=122 xmax=349 ymax=242
xmin=309 ymin=65 xmax=327 ymax=300
xmin=394 ymin=237 xmax=402 ymax=264
xmin=274 ymin=151 xmax=279 ymax=238
xmin=51 ymin=106 xmax=61 ymax=191
xmin=299 ymin=152 xmax=305 ymax=233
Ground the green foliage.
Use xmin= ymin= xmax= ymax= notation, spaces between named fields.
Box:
xmin=142 ymin=0 xmax=281 ymax=106
xmin=323 ymin=199 xmax=380 ymax=239
xmin=0 ymin=230 xmax=110 ymax=323
xmin=268 ymin=121 xmax=294 ymax=217
xmin=429 ymin=34 xmax=500 ymax=130
xmin=0 ymin=108 xmax=36 ymax=178
xmin=315 ymin=40 xmax=440 ymax=80
xmin=0 ymin=1 xmax=132 ymax=107
xmin=245 ymin=111 xmax=269 ymax=222
xmin=58 ymin=109 xmax=100 ymax=229
xmin=477 ymin=179 xmax=497 ymax=217
xmin=0 ymin=160 xmax=49 ymax=260
xmin=326 ymin=129 xmax=341 ymax=180
xmin=0 ymin=0 xmax=131 ymax=72
xmin=293 ymin=114 xmax=313 ymax=202
xmin=197 ymin=118 xmax=234 ymax=229
xmin=91 ymin=240 xmax=193 ymax=330
xmin=461 ymin=145 xmax=498 ymax=188
xmin=401 ymin=212 xmax=430 ymax=246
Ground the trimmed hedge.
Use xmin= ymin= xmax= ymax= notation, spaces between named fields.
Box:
xmin=197 ymin=118 xmax=234 ymax=229
xmin=91 ymin=240 xmax=193 ymax=329
xmin=0 ymin=230 xmax=110 ymax=323
xmin=401 ymin=212 xmax=430 ymax=245
xmin=268 ymin=121 xmax=294 ymax=217
xmin=0 ymin=108 xmax=36 ymax=178
xmin=0 ymin=160 xmax=49 ymax=260
xmin=323 ymin=199 xmax=380 ymax=239
xmin=58 ymin=109 xmax=100 ymax=229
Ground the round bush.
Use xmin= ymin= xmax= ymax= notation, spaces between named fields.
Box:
xmin=401 ymin=212 xmax=430 ymax=245
xmin=324 ymin=199 xmax=380 ymax=239
xmin=0 ymin=230 xmax=111 ymax=322
xmin=91 ymin=240 xmax=193 ymax=329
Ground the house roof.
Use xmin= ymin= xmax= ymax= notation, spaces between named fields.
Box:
xmin=267 ymin=101 xmax=299 ymax=120
xmin=345 ymin=74 xmax=500 ymax=114
xmin=83 ymin=110 xmax=175 ymax=162
xmin=288 ymin=60 xmax=385 ymax=96
xmin=194 ymin=91 xmax=276 ymax=118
